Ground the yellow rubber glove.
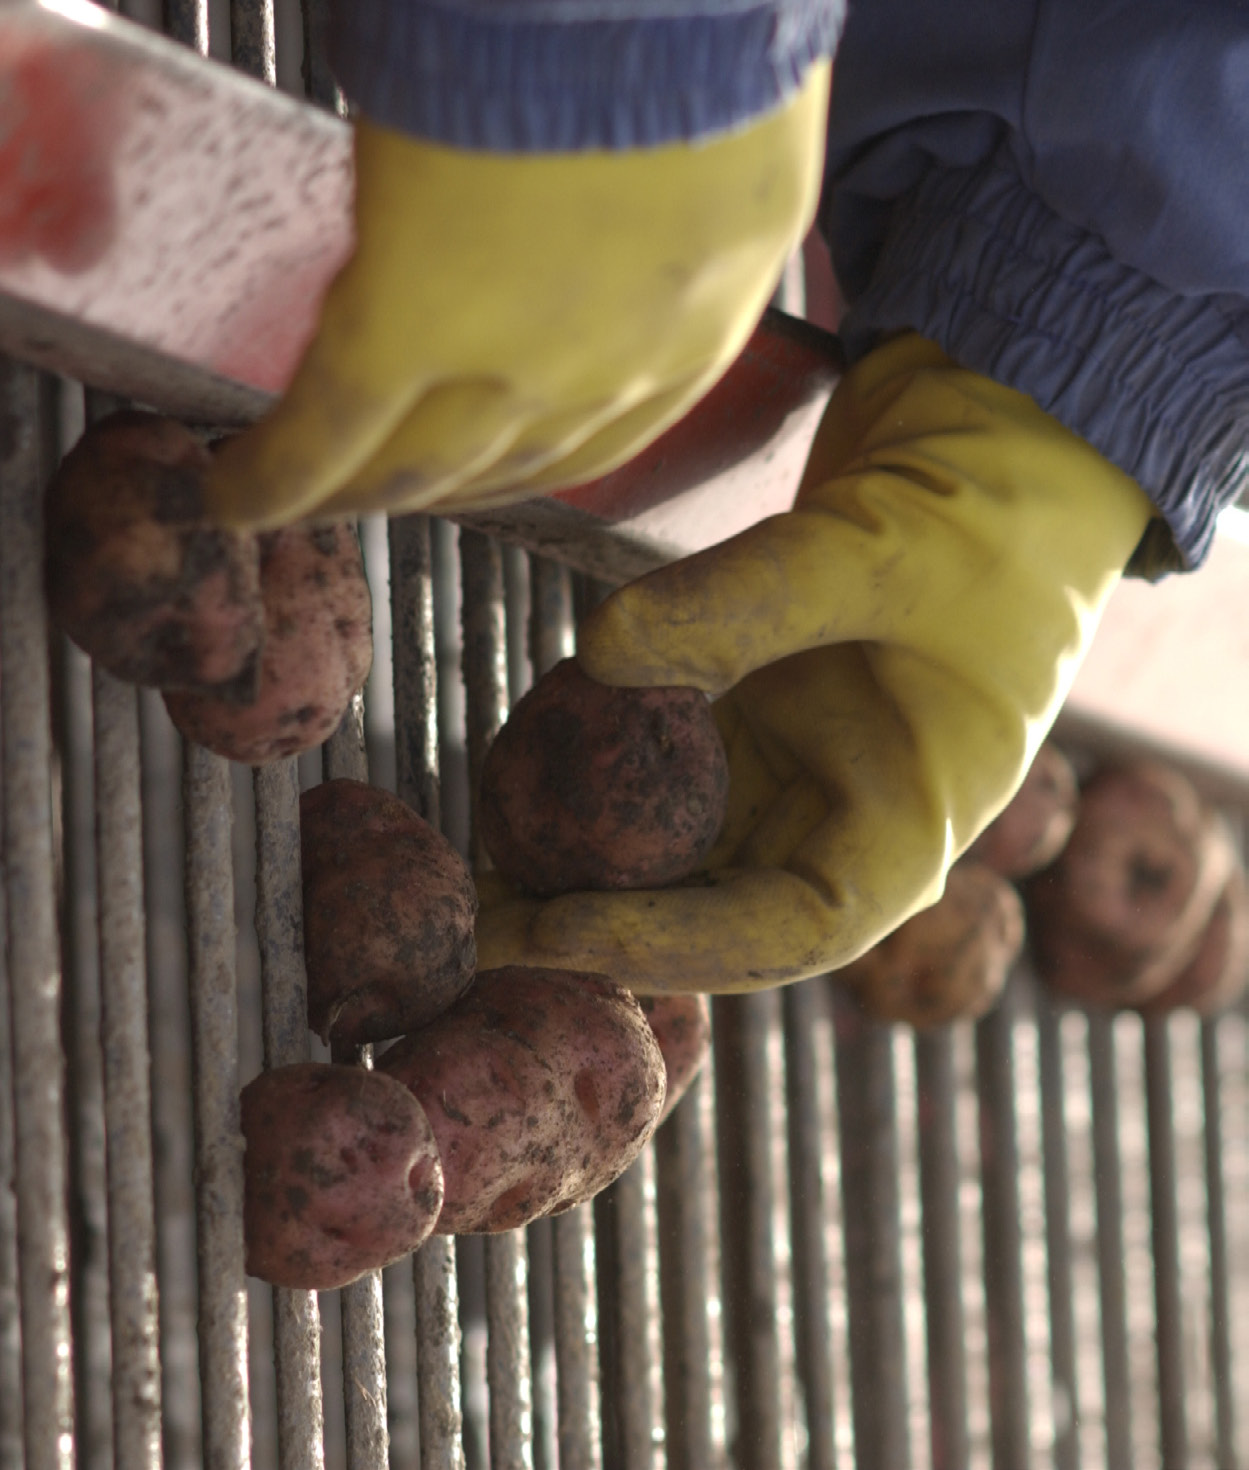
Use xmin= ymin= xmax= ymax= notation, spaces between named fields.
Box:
xmin=204 ymin=64 xmax=830 ymax=530
xmin=475 ymin=333 xmax=1157 ymax=993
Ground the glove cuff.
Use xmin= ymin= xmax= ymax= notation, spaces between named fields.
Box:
xmin=835 ymin=145 xmax=1249 ymax=572
xmin=329 ymin=0 xmax=843 ymax=153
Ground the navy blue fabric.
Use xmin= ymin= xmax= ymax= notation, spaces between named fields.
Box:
xmin=329 ymin=1 xmax=843 ymax=152
xmin=821 ymin=0 xmax=1249 ymax=571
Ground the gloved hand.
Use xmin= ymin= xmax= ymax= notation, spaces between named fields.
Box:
xmin=475 ymin=333 xmax=1156 ymax=993
xmin=204 ymin=63 xmax=831 ymax=529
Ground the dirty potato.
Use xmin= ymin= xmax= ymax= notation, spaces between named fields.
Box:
xmin=967 ymin=741 xmax=1078 ymax=879
xmin=1138 ymin=864 xmax=1249 ymax=1018
xmin=44 ymin=409 xmax=263 ymax=695
xmin=164 ymin=521 xmax=372 ymax=765
xmin=637 ymin=994 xmax=712 ymax=1123
xmin=1024 ymin=761 xmax=1236 ymax=1008
xmin=241 ymin=1062 xmax=444 ymax=1291
xmin=478 ymin=657 xmax=729 ymax=896
xmin=300 ymin=779 xmax=477 ymax=1047
xmin=838 ymin=861 xmax=1025 ymax=1028
xmin=378 ymin=966 xmax=665 ymax=1234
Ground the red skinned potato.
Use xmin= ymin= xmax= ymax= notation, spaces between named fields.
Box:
xmin=378 ymin=966 xmax=665 ymax=1234
xmin=1138 ymin=864 xmax=1249 ymax=1018
xmin=837 ymin=861 xmax=1025 ymax=1028
xmin=164 ymin=521 xmax=372 ymax=765
xmin=44 ymin=410 xmax=263 ymax=696
xmin=300 ymin=779 xmax=477 ymax=1047
xmin=1025 ymin=761 xmax=1236 ymax=1008
xmin=241 ymin=1062 xmax=444 ymax=1290
xmin=637 ymin=994 xmax=711 ymax=1123
xmin=967 ymin=741 xmax=1078 ymax=879
xmin=478 ymin=657 xmax=729 ymax=896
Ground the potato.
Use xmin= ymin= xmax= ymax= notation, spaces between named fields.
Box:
xmin=300 ymin=779 xmax=477 ymax=1047
xmin=967 ymin=741 xmax=1078 ymax=879
xmin=837 ymin=860 xmax=1024 ymax=1028
xmin=44 ymin=410 xmax=263 ymax=696
xmin=1024 ymin=761 xmax=1236 ymax=1008
xmin=164 ymin=521 xmax=372 ymax=765
xmin=637 ymin=994 xmax=711 ymax=1123
xmin=478 ymin=657 xmax=729 ymax=896
xmin=1138 ymin=865 xmax=1249 ymax=1018
xmin=241 ymin=1062 xmax=444 ymax=1290
xmin=378 ymin=966 xmax=665 ymax=1234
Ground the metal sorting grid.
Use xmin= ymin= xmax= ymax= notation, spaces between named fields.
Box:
xmin=3 ymin=6 xmax=1249 ymax=1470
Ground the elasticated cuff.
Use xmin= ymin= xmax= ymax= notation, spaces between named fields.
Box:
xmin=329 ymin=0 xmax=843 ymax=152
xmin=837 ymin=150 xmax=1249 ymax=572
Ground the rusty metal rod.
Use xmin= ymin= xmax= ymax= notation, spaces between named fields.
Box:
xmin=0 ymin=693 xmax=20 ymax=1470
xmin=0 ymin=359 xmax=75 ymax=1470
xmin=913 ymin=1028 xmax=969 ymax=1470
xmin=595 ymin=1162 xmax=656 ymax=1470
xmin=92 ymin=668 xmax=163 ymax=1470
xmin=184 ymin=742 xmax=251 ymax=1470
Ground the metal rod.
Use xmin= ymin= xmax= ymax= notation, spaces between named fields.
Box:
xmin=253 ymin=758 xmax=325 ymax=1470
xmin=184 ymin=742 xmax=251 ymax=1470
xmin=830 ymin=986 xmax=911 ymax=1470
xmin=0 ymin=673 xmax=20 ymax=1470
xmin=1200 ymin=1018 xmax=1237 ymax=1467
xmin=414 ymin=1239 xmax=466 ymax=1470
xmin=655 ymin=1075 xmax=716 ymax=1470
xmin=0 ymin=359 xmax=75 ymax=1470
xmin=1142 ymin=1016 xmax=1186 ymax=1469
xmin=713 ymin=993 xmax=783 ymax=1470
xmin=913 ymin=1029 xmax=969 ymax=1470
xmin=1087 ymin=1012 xmax=1131 ymax=1470
xmin=231 ymin=0 xmax=276 ymax=83
xmin=486 ymin=1234 xmax=533 ymax=1470
xmin=782 ymin=981 xmax=837 ymax=1470
xmin=595 ymin=1163 xmax=656 ymax=1470
xmin=92 ymin=668 xmax=163 ymax=1470
xmin=526 ymin=1218 xmax=558 ymax=1470
xmin=1034 ymin=987 xmax=1080 ymax=1470
xmin=975 ymin=981 xmax=1030 ymax=1470
xmin=552 ymin=1205 xmax=601 ymax=1470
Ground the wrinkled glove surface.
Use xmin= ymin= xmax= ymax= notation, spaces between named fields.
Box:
xmin=205 ymin=64 xmax=831 ymax=528
xmin=476 ymin=333 xmax=1156 ymax=993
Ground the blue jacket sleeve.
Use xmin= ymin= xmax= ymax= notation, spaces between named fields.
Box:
xmin=328 ymin=1 xmax=843 ymax=152
xmin=820 ymin=0 xmax=1249 ymax=572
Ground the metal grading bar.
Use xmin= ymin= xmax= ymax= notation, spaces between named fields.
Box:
xmin=1200 ymin=1018 xmax=1237 ymax=1468
xmin=93 ymin=666 xmax=164 ymax=1470
xmin=1142 ymin=1017 xmax=1186 ymax=1468
xmin=184 ymin=738 xmax=252 ymax=1470
xmin=913 ymin=1029 xmax=969 ymax=1470
xmin=528 ymin=555 xmax=603 ymax=1470
xmin=975 ymin=978 xmax=1030 ymax=1469
xmin=1087 ymin=1013 xmax=1132 ymax=1470
xmin=830 ymin=987 xmax=910 ymax=1470
xmin=713 ymin=991 xmax=784 ymax=1470
xmin=783 ymin=980 xmax=838 ymax=1470
xmin=1033 ymin=986 xmax=1080 ymax=1470
xmin=595 ymin=1159 xmax=657 ymax=1470
xmin=321 ymin=693 xmax=391 ymax=1470
xmin=253 ymin=757 xmax=325 ymax=1469
xmin=0 ymin=360 xmax=75 ymax=1470
xmin=459 ymin=527 xmax=533 ymax=1470
xmin=389 ymin=512 xmax=467 ymax=1470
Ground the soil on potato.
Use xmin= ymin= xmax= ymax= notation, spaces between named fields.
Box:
xmin=479 ymin=658 xmax=729 ymax=896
